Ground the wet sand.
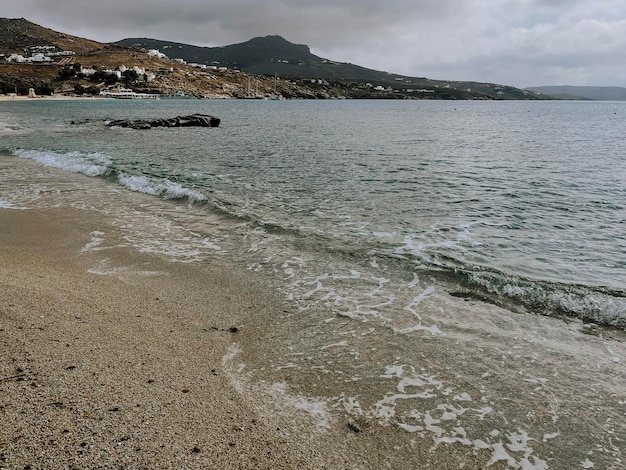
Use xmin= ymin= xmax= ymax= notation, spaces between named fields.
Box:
xmin=0 ymin=207 xmax=320 ymax=468
xmin=0 ymin=206 xmax=480 ymax=468
xmin=1 ymin=203 xmax=625 ymax=469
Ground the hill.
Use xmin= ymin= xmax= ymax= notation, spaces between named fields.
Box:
xmin=0 ymin=18 xmax=547 ymax=100
xmin=115 ymin=35 xmax=544 ymax=100
xmin=115 ymin=35 xmax=411 ymax=82
xmin=526 ymin=86 xmax=626 ymax=101
xmin=0 ymin=19 xmax=329 ymax=99
xmin=0 ymin=17 xmax=103 ymax=54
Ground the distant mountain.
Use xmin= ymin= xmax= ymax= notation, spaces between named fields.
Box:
xmin=527 ymin=86 xmax=626 ymax=101
xmin=115 ymin=35 xmax=418 ymax=82
xmin=114 ymin=35 xmax=544 ymax=100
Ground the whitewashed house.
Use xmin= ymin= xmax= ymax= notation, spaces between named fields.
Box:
xmin=148 ymin=49 xmax=168 ymax=59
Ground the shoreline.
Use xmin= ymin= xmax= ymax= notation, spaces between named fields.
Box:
xmin=0 ymin=94 xmax=110 ymax=101
xmin=2 ymin=205 xmax=488 ymax=468
xmin=2 ymin=204 xmax=625 ymax=469
xmin=0 ymin=207 xmax=323 ymax=468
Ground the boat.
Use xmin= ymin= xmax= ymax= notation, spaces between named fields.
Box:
xmin=100 ymin=87 xmax=160 ymax=100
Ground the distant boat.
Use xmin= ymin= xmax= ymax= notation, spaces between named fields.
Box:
xmin=100 ymin=87 xmax=160 ymax=100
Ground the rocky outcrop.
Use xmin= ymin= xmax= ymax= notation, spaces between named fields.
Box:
xmin=106 ymin=113 xmax=220 ymax=129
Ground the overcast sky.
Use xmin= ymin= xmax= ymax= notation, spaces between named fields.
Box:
xmin=6 ymin=0 xmax=626 ymax=88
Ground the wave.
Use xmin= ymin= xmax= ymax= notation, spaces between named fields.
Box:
xmin=0 ymin=121 xmax=23 ymax=132
xmin=117 ymin=173 xmax=207 ymax=202
xmin=11 ymin=148 xmax=207 ymax=204
xmin=9 ymin=147 xmax=625 ymax=329
xmin=13 ymin=148 xmax=111 ymax=177
xmin=0 ymin=199 xmax=28 ymax=210
xmin=381 ymin=249 xmax=626 ymax=329
xmin=464 ymin=270 xmax=626 ymax=328
xmin=13 ymin=149 xmax=111 ymax=176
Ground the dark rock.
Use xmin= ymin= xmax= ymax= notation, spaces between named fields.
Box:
xmin=107 ymin=113 xmax=220 ymax=129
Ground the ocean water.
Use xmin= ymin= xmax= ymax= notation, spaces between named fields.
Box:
xmin=2 ymin=99 xmax=624 ymax=326
xmin=1 ymin=98 xmax=626 ymax=467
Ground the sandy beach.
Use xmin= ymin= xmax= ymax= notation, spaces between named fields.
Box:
xmin=2 ymin=206 xmax=625 ymax=470
xmin=0 ymin=205 xmax=486 ymax=469
xmin=2 ymin=195 xmax=626 ymax=469
xmin=0 ymin=207 xmax=321 ymax=468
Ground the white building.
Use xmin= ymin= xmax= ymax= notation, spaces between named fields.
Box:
xmin=7 ymin=54 xmax=26 ymax=62
xmin=80 ymin=66 xmax=96 ymax=76
xmin=28 ymin=53 xmax=52 ymax=63
xmin=104 ymin=68 xmax=122 ymax=79
xmin=148 ymin=49 xmax=168 ymax=59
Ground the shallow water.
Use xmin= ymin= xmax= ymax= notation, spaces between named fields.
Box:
xmin=1 ymin=98 xmax=626 ymax=468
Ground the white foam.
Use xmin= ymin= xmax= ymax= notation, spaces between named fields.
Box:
xmin=320 ymin=341 xmax=349 ymax=350
xmin=395 ymin=323 xmax=442 ymax=335
xmin=582 ymin=458 xmax=595 ymax=468
xmin=14 ymin=149 xmax=111 ymax=177
xmin=404 ymin=285 xmax=436 ymax=319
xmin=269 ymin=382 xmax=330 ymax=429
xmin=118 ymin=173 xmax=206 ymax=203
xmin=0 ymin=120 xmax=23 ymax=132
xmin=453 ymin=392 xmax=473 ymax=402
xmin=407 ymin=273 xmax=420 ymax=289
xmin=82 ymin=231 xmax=106 ymax=252
xmin=0 ymin=199 xmax=28 ymax=210
xmin=340 ymin=395 xmax=363 ymax=415
xmin=542 ymin=432 xmax=559 ymax=442
xmin=487 ymin=442 xmax=517 ymax=467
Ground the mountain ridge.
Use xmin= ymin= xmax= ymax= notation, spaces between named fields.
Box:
xmin=113 ymin=35 xmax=546 ymax=99
xmin=114 ymin=35 xmax=392 ymax=81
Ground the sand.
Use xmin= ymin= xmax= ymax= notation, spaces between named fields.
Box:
xmin=2 ymin=202 xmax=625 ymax=469
xmin=0 ymin=207 xmax=320 ymax=468
xmin=0 ymin=206 xmax=479 ymax=469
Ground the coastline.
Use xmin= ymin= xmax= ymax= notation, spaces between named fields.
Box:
xmin=0 ymin=205 xmax=483 ymax=468
xmin=0 ymin=95 xmax=109 ymax=101
xmin=2 ymin=203 xmax=625 ymax=469
xmin=0 ymin=207 xmax=309 ymax=468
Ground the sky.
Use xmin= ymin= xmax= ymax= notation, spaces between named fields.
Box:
xmin=5 ymin=0 xmax=626 ymax=88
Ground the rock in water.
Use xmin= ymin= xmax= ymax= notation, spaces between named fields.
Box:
xmin=106 ymin=114 xmax=220 ymax=129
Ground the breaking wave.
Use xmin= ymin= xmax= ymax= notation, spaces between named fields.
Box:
xmin=11 ymin=148 xmax=207 ymax=204
xmin=13 ymin=148 xmax=111 ymax=177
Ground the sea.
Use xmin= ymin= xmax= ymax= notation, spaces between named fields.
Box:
xmin=1 ymin=98 xmax=625 ymax=468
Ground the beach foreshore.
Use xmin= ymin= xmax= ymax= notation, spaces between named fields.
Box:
xmin=0 ymin=207 xmax=320 ymax=468
xmin=0 ymin=206 xmax=477 ymax=469
xmin=2 ymin=202 xmax=626 ymax=469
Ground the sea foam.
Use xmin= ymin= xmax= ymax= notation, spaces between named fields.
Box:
xmin=13 ymin=149 xmax=111 ymax=177
xmin=117 ymin=173 xmax=207 ymax=203
xmin=0 ymin=199 xmax=28 ymax=210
